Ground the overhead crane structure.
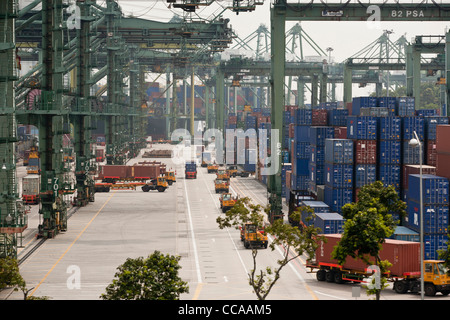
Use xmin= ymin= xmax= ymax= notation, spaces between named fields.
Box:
xmin=0 ymin=0 xmax=235 ymax=257
xmin=269 ymin=0 xmax=450 ymax=222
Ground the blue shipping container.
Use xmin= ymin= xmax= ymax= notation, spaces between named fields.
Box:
xmin=378 ymin=164 xmax=401 ymax=190
xmin=309 ymin=126 xmax=335 ymax=146
xmin=293 ymin=158 xmax=309 ymax=176
xmin=390 ymin=226 xmax=419 ymax=242
xmin=324 ymin=186 xmax=353 ymax=213
xmin=295 ymin=141 xmax=311 ymax=158
xmin=402 ymin=116 xmax=424 ymax=140
xmin=310 ymin=145 xmax=325 ymax=165
xmin=294 ymin=125 xmax=311 ymax=143
xmin=309 ymin=162 xmax=325 ymax=186
xmin=313 ymin=212 xmax=345 ymax=234
xmin=325 ymin=139 xmax=354 ymax=164
xmin=328 ymin=109 xmax=348 ymax=126
xmin=406 ymin=200 xmax=449 ymax=234
xmin=325 ymin=163 xmax=353 ymax=188
xmin=397 ymin=97 xmax=415 ymax=117
xmin=346 ymin=116 xmax=377 ymax=140
xmin=352 ymin=96 xmax=377 ymax=116
xmin=379 ymin=140 xmax=401 ymax=164
xmin=295 ymin=109 xmax=312 ymax=125
xmin=424 ymin=234 xmax=449 ymax=260
xmin=379 ymin=117 xmax=401 ymax=140
xmin=402 ymin=140 xmax=424 ymax=165
xmin=424 ymin=116 xmax=449 ymax=140
xmin=355 ymin=164 xmax=377 ymax=188
xmin=291 ymin=174 xmax=309 ymax=191
xmin=408 ymin=174 xmax=449 ymax=204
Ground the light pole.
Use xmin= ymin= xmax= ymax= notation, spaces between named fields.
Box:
xmin=409 ymin=130 xmax=424 ymax=300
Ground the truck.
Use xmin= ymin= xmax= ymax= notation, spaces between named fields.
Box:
xmin=239 ymin=223 xmax=268 ymax=249
xmin=141 ymin=177 xmax=168 ymax=192
xmin=306 ymin=234 xmax=450 ymax=296
xmin=226 ymin=165 xmax=238 ymax=178
xmin=185 ymin=161 xmax=197 ymax=179
xmin=22 ymin=175 xmax=40 ymax=204
xmin=214 ymin=178 xmax=229 ymax=193
xmin=219 ymin=193 xmax=237 ymax=213
xmin=165 ymin=170 xmax=176 ymax=185
xmin=207 ymin=163 xmax=219 ymax=173
xmin=216 ymin=168 xmax=230 ymax=182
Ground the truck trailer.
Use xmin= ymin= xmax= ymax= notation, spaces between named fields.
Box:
xmin=306 ymin=234 xmax=450 ymax=296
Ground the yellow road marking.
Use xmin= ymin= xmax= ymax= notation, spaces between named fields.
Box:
xmin=29 ymin=191 xmax=116 ymax=297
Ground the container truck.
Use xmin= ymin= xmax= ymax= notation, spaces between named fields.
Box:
xmin=22 ymin=175 xmax=40 ymax=204
xmin=306 ymin=234 xmax=450 ymax=296
xmin=185 ymin=161 xmax=197 ymax=179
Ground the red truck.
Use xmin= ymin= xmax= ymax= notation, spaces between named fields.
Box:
xmin=306 ymin=234 xmax=450 ymax=296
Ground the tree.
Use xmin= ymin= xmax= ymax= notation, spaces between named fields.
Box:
xmin=438 ymin=230 xmax=450 ymax=276
xmin=100 ymin=251 xmax=189 ymax=300
xmin=216 ymin=197 xmax=323 ymax=300
xmin=332 ymin=181 xmax=406 ymax=300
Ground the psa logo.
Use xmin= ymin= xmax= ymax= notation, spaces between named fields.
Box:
xmin=67 ymin=3 xmax=81 ymax=30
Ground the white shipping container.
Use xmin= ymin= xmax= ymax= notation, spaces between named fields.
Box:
xmin=22 ymin=175 xmax=40 ymax=196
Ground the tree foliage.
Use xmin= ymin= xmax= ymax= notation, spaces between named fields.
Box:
xmin=216 ymin=197 xmax=324 ymax=300
xmin=332 ymin=181 xmax=406 ymax=300
xmin=101 ymin=250 xmax=189 ymax=300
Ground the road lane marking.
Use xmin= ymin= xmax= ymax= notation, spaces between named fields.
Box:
xmin=29 ymin=191 xmax=116 ymax=298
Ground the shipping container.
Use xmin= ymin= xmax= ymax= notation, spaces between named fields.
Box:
xmin=351 ymin=96 xmax=377 ymax=116
xmin=402 ymin=164 xmax=436 ymax=190
xmin=312 ymin=109 xmax=328 ymax=126
xmin=355 ymin=140 xmax=377 ymax=164
xmin=378 ymin=164 xmax=401 ymax=190
xmin=346 ymin=116 xmax=377 ymax=140
xmin=325 ymin=163 xmax=353 ymax=188
xmin=294 ymin=125 xmax=311 ymax=143
xmin=309 ymin=126 xmax=335 ymax=147
xmin=378 ymin=140 xmax=401 ymax=164
xmin=406 ymin=200 xmax=449 ymax=234
xmin=301 ymin=200 xmax=330 ymax=213
xmin=313 ymin=212 xmax=345 ymax=234
xmin=402 ymin=116 xmax=424 ymax=140
xmin=426 ymin=140 xmax=437 ymax=166
xmin=355 ymin=164 xmax=377 ymax=188
xmin=424 ymin=234 xmax=448 ymax=260
xmin=324 ymin=186 xmax=353 ymax=213
xmin=378 ymin=97 xmax=397 ymax=116
xmin=328 ymin=109 xmax=348 ymax=126
xmin=390 ymin=226 xmax=419 ymax=242
xmin=408 ymin=174 xmax=449 ymax=204
xmin=22 ymin=175 xmax=40 ymax=204
xmin=291 ymin=174 xmax=309 ymax=191
xmin=324 ymin=139 xmax=354 ymax=164
xmin=402 ymin=140 xmax=424 ymax=165
xmin=334 ymin=126 xmax=347 ymax=139
xmin=436 ymin=125 xmax=450 ymax=153
xmin=424 ymin=116 xmax=449 ymax=140
xmin=294 ymin=109 xmax=312 ymax=125
xmin=397 ymin=97 xmax=415 ymax=117
xmin=379 ymin=116 xmax=401 ymax=140
xmin=312 ymin=234 xmax=421 ymax=277
xmin=309 ymin=162 xmax=324 ymax=187
xmin=436 ymin=153 xmax=450 ymax=180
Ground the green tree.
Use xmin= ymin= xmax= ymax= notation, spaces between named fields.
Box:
xmin=100 ymin=250 xmax=189 ymax=300
xmin=216 ymin=197 xmax=323 ymax=300
xmin=438 ymin=230 xmax=450 ymax=276
xmin=332 ymin=181 xmax=406 ymax=300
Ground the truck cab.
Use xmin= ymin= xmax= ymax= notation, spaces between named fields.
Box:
xmin=240 ymin=223 xmax=268 ymax=249
xmin=165 ymin=171 xmax=176 ymax=185
xmin=214 ymin=178 xmax=229 ymax=193
xmin=394 ymin=260 xmax=450 ymax=296
xmin=216 ymin=168 xmax=230 ymax=183
xmin=207 ymin=163 xmax=219 ymax=173
xmin=219 ymin=193 xmax=236 ymax=212
xmin=141 ymin=177 xmax=168 ymax=192
xmin=226 ymin=165 xmax=237 ymax=178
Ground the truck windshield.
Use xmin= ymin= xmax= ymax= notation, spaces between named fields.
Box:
xmin=437 ymin=263 xmax=448 ymax=275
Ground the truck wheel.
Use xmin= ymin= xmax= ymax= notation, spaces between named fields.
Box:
xmin=393 ymin=280 xmax=409 ymax=294
xmin=142 ymin=186 xmax=149 ymax=192
xmin=168 ymin=181 xmax=173 ymax=185
xmin=316 ymin=269 xmax=326 ymax=282
xmin=325 ymin=270 xmax=335 ymax=283
xmin=425 ymin=283 xmax=437 ymax=296
xmin=244 ymin=241 xmax=249 ymax=249
xmin=157 ymin=187 xmax=165 ymax=192
xmin=334 ymin=271 xmax=345 ymax=284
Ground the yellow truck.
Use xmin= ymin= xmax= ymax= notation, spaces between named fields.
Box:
xmin=219 ymin=193 xmax=237 ymax=213
xmin=240 ymin=223 xmax=268 ymax=249
xmin=165 ymin=171 xmax=176 ymax=185
xmin=141 ymin=177 xmax=168 ymax=192
xmin=214 ymin=178 xmax=229 ymax=193
xmin=207 ymin=163 xmax=219 ymax=173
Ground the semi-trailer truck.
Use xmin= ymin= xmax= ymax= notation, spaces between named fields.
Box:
xmin=306 ymin=234 xmax=450 ymax=296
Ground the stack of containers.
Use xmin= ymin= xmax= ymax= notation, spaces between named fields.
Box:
xmin=324 ymin=139 xmax=354 ymax=213
xmin=436 ymin=125 xmax=450 ymax=180
xmin=406 ymin=174 xmax=449 ymax=259
xmin=309 ymin=126 xmax=335 ymax=193
xmin=312 ymin=212 xmax=346 ymax=234
xmin=346 ymin=116 xmax=377 ymax=200
xmin=284 ymin=106 xmax=296 ymax=149
xmin=378 ymin=97 xmax=398 ymax=116
xmin=402 ymin=164 xmax=437 ymax=202
xmin=300 ymin=200 xmax=330 ymax=227
xmin=328 ymin=109 xmax=348 ymax=127
xmin=378 ymin=116 xmax=402 ymax=195
xmin=424 ymin=116 xmax=449 ymax=166
xmin=291 ymin=109 xmax=312 ymax=191
xmin=245 ymin=115 xmax=257 ymax=131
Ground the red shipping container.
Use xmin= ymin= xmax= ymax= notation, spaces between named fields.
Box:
xmin=334 ymin=127 xmax=347 ymax=139
xmin=436 ymin=125 xmax=450 ymax=153
xmin=286 ymin=170 xmax=292 ymax=192
xmin=437 ymin=153 xmax=450 ymax=180
xmin=346 ymin=102 xmax=352 ymax=116
xmin=426 ymin=140 xmax=437 ymax=166
xmin=312 ymin=109 xmax=328 ymax=126
xmin=100 ymin=165 xmax=129 ymax=179
xmin=402 ymin=164 xmax=436 ymax=190
xmin=289 ymin=123 xmax=295 ymax=138
xmin=355 ymin=140 xmax=377 ymax=164
xmin=314 ymin=234 xmax=420 ymax=277
xmin=131 ymin=165 xmax=160 ymax=179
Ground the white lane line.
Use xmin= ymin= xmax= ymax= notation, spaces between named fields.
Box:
xmin=199 ymin=168 xmax=249 ymax=277
xmin=183 ymin=176 xmax=203 ymax=284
